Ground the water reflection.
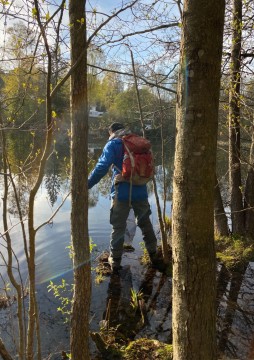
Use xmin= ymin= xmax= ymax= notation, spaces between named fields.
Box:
xmin=90 ymin=254 xmax=172 ymax=349
xmin=217 ymin=262 xmax=254 ymax=359
xmin=90 ymin=257 xmax=254 ymax=359
xmin=3 ymin=139 xmax=254 ymax=359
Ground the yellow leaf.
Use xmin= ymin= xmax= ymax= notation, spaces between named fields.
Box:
xmin=52 ymin=110 xmax=57 ymax=118
xmin=37 ymin=98 xmax=45 ymax=105
xmin=32 ymin=8 xmax=37 ymax=17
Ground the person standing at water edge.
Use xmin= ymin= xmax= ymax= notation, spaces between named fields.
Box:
xmin=88 ymin=122 xmax=160 ymax=272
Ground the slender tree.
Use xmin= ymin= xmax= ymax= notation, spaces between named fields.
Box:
xmin=228 ymin=0 xmax=244 ymax=235
xmin=172 ymin=0 xmax=225 ymax=359
xmin=69 ymin=0 xmax=91 ymax=359
xmin=244 ymin=121 xmax=254 ymax=237
xmin=214 ymin=176 xmax=229 ymax=236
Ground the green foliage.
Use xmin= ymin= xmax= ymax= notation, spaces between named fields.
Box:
xmin=93 ymin=70 xmax=123 ymax=111
xmin=139 ymin=242 xmax=150 ymax=265
xmin=109 ymin=86 xmax=160 ymax=124
xmin=130 ymin=288 xmax=143 ymax=313
xmin=94 ymin=272 xmax=106 ymax=285
xmin=215 ymin=234 xmax=254 ymax=270
xmin=89 ymin=237 xmax=97 ymax=253
xmin=50 ymin=240 xmax=97 ymax=319
xmin=47 ymin=279 xmax=73 ymax=322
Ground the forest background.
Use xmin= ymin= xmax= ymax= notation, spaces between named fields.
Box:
xmin=0 ymin=0 xmax=254 ymax=359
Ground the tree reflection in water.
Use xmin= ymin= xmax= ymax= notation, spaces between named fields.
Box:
xmin=2 ymin=138 xmax=254 ymax=358
xmin=217 ymin=262 xmax=254 ymax=359
xmin=91 ymin=257 xmax=254 ymax=359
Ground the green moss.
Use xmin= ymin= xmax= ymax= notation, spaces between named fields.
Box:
xmin=123 ymin=338 xmax=173 ymax=360
xmin=215 ymin=234 xmax=254 ymax=270
xmin=157 ymin=344 xmax=173 ymax=358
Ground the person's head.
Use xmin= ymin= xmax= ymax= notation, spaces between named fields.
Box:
xmin=108 ymin=122 xmax=125 ymax=136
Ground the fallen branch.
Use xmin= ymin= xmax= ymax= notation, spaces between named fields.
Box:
xmin=0 ymin=338 xmax=13 ymax=360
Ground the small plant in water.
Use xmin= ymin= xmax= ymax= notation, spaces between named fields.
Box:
xmin=95 ymin=271 xmax=105 ymax=285
xmin=89 ymin=237 xmax=97 ymax=253
xmin=139 ymin=241 xmax=150 ymax=265
xmin=130 ymin=288 xmax=143 ymax=313
xmin=47 ymin=279 xmax=73 ymax=322
xmin=49 ymin=238 xmax=97 ymax=322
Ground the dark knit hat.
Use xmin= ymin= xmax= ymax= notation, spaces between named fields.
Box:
xmin=108 ymin=122 xmax=125 ymax=133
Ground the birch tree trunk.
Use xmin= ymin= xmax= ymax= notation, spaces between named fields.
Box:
xmin=172 ymin=0 xmax=225 ymax=358
xmin=69 ymin=1 xmax=91 ymax=359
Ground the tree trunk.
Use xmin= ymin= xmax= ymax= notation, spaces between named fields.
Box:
xmin=172 ymin=0 xmax=225 ymax=359
xmin=244 ymin=119 xmax=254 ymax=239
xmin=228 ymin=0 xmax=245 ymax=235
xmin=214 ymin=176 xmax=229 ymax=236
xmin=69 ymin=1 xmax=91 ymax=359
xmin=244 ymin=167 xmax=254 ymax=238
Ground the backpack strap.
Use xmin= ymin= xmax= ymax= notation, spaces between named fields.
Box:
xmin=122 ymin=139 xmax=134 ymax=207
xmin=113 ymin=138 xmax=133 ymax=207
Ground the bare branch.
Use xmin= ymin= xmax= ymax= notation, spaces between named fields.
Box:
xmin=34 ymin=192 xmax=70 ymax=233
xmin=0 ymin=338 xmax=13 ymax=360
xmin=89 ymin=64 xmax=177 ymax=94
xmin=107 ymin=22 xmax=180 ymax=45
xmin=87 ymin=0 xmax=139 ymax=45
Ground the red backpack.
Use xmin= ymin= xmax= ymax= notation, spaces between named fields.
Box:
xmin=120 ymin=134 xmax=154 ymax=185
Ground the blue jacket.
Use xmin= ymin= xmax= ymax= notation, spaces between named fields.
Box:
xmin=88 ymin=137 xmax=148 ymax=202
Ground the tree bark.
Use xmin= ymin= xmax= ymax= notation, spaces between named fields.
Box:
xmin=244 ymin=167 xmax=254 ymax=238
xmin=214 ymin=176 xmax=229 ymax=236
xmin=172 ymin=0 xmax=225 ymax=359
xmin=69 ymin=1 xmax=91 ymax=359
xmin=228 ymin=0 xmax=245 ymax=235
xmin=244 ymin=119 xmax=254 ymax=238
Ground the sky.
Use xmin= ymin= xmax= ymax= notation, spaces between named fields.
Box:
xmin=0 ymin=0 xmax=180 ymax=89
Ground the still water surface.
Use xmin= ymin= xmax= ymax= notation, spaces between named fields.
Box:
xmin=1 ymin=141 xmax=254 ymax=359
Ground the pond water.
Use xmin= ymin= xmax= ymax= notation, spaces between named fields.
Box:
xmin=1 ymin=139 xmax=254 ymax=359
xmin=0 ymin=138 xmax=173 ymax=358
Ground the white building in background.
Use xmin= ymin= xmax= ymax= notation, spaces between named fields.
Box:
xmin=88 ymin=106 xmax=106 ymax=139
xmin=89 ymin=106 xmax=104 ymax=118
